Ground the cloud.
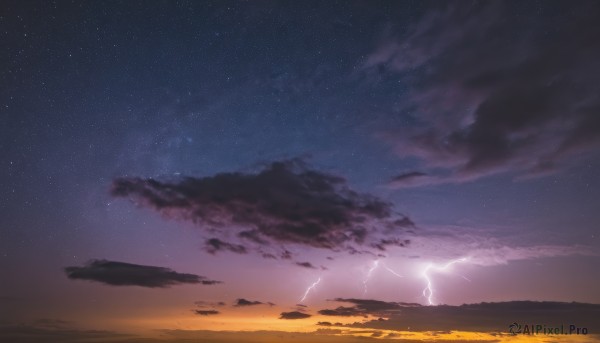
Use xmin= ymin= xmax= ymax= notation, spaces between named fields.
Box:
xmin=365 ymin=2 xmax=600 ymax=186
xmin=345 ymin=301 xmax=600 ymax=333
xmin=0 ymin=322 xmax=130 ymax=343
xmin=260 ymin=252 xmax=278 ymax=259
xmin=64 ymin=259 xmax=221 ymax=288
xmin=279 ymin=311 xmax=312 ymax=320
xmin=319 ymin=298 xmax=421 ymax=318
xmin=234 ymin=298 xmax=267 ymax=307
xmin=193 ymin=300 xmax=225 ymax=316
xmin=111 ymin=159 xmax=412 ymax=256
xmin=194 ymin=300 xmax=226 ymax=315
xmin=467 ymin=244 xmax=599 ymax=267
xmin=281 ymin=250 xmax=293 ymax=259
xmin=400 ymin=224 xmax=599 ymax=266
xmin=319 ymin=307 xmax=364 ymax=317
xmin=205 ymin=238 xmax=247 ymax=255
xmin=195 ymin=300 xmax=226 ymax=307
xmin=316 ymin=321 xmax=344 ymax=327
xmin=389 ymin=171 xmax=428 ymax=186
xmin=295 ymin=261 xmax=317 ymax=269
xmin=389 ymin=172 xmax=442 ymax=188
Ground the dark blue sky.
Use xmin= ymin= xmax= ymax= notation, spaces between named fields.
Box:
xmin=1 ymin=1 xmax=600 ymax=340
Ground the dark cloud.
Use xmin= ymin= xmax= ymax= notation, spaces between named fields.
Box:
xmin=64 ymin=259 xmax=221 ymax=288
xmin=260 ymin=252 xmax=278 ymax=259
xmin=319 ymin=298 xmax=422 ymax=318
xmin=193 ymin=300 xmax=225 ymax=316
xmin=234 ymin=298 xmax=265 ymax=307
xmin=371 ymin=238 xmax=411 ymax=251
xmin=281 ymin=250 xmax=293 ymax=259
xmin=343 ymin=301 xmax=600 ymax=333
xmin=198 ymin=280 xmax=221 ymax=285
xmin=319 ymin=307 xmax=364 ymax=317
xmin=194 ymin=310 xmax=220 ymax=316
xmin=111 ymin=160 xmax=412 ymax=256
xmin=316 ymin=321 xmax=344 ymax=327
xmin=279 ymin=311 xmax=312 ymax=320
xmin=295 ymin=262 xmax=317 ymax=269
xmin=0 ymin=323 xmax=130 ymax=343
xmin=205 ymin=238 xmax=247 ymax=255
xmin=366 ymin=2 xmax=600 ymax=186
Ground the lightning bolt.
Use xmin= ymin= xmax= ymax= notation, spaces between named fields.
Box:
xmin=362 ymin=260 xmax=379 ymax=295
xmin=299 ymin=277 xmax=321 ymax=303
xmin=382 ymin=263 xmax=403 ymax=278
xmin=362 ymin=260 xmax=404 ymax=295
xmin=421 ymin=257 xmax=468 ymax=305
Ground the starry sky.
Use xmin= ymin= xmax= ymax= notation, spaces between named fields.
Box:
xmin=1 ymin=1 xmax=600 ymax=342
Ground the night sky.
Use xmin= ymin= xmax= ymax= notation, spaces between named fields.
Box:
xmin=1 ymin=1 xmax=600 ymax=342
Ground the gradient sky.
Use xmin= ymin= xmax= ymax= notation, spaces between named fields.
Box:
xmin=1 ymin=1 xmax=600 ymax=342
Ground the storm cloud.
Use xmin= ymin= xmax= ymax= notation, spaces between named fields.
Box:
xmin=111 ymin=160 xmax=413 ymax=256
xmin=64 ymin=260 xmax=221 ymax=288
xmin=343 ymin=301 xmax=600 ymax=333
xmin=366 ymin=2 xmax=600 ymax=186
xmin=316 ymin=299 xmax=600 ymax=334
xmin=319 ymin=298 xmax=421 ymax=318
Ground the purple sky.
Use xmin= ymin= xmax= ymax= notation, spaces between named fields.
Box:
xmin=1 ymin=1 xmax=600 ymax=341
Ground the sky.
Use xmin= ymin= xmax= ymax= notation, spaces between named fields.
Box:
xmin=1 ymin=1 xmax=600 ymax=342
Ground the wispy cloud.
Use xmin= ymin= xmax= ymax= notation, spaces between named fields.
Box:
xmin=365 ymin=2 xmax=600 ymax=187
xmin=399 ymin=225 xmax=598 ymax=266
